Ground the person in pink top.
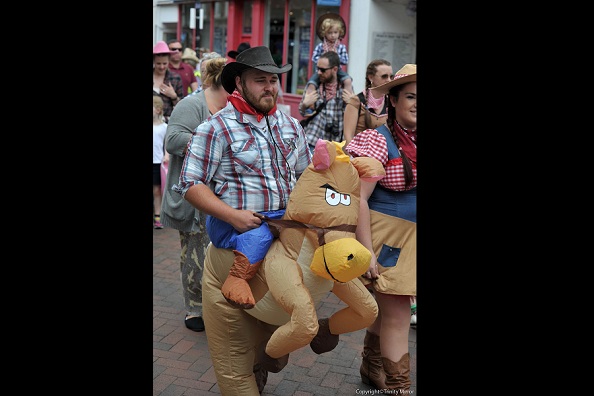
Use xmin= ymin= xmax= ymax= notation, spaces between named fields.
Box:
xmin=167 ymin=40 xmax=199 ymax=96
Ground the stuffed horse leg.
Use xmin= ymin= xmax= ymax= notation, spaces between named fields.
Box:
xmin=310 ymin=277 xmax=378 ymax=354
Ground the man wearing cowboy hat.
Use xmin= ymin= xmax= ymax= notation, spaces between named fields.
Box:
xmin=227 ymin=42 xmax=250 ymax=60
xmin=173 ymin=45 xmax=312 ymax=395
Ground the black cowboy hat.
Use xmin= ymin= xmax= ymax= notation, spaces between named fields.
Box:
xmin=227 ymin=42 xmax=251 ymax=59
xmin=221 ymin=46 xmax=292 ymax=94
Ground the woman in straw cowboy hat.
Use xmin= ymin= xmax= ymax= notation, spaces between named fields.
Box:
xmin=173 ymin=46 xmax=312 ymax=395
xmin=345 ymin=64 xmax=417 ymax=393
xmin=181 ymin=47 xmax=214 ymax=94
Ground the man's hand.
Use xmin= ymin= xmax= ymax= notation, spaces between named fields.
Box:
xmin=229 ymin=210 xmax=263 ymax=233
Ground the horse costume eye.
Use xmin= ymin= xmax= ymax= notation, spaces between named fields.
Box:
xmin=340 ymin=194 xmax=351 ymax=206
xmin=325 ymin=188 xmax=340 ymax=206
xmin=325 ymin=188 xmax=351 ymax=206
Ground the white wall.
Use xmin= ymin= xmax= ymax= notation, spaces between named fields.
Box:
xmin=153 ymin=1 xmax=178 ymax=44
xmin=348 ymin=0 xmax=416 ymax=93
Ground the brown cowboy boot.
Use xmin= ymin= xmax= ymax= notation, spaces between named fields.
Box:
xmin=360 ymin=331 xmax=387 ymax=389
xmin=382 ymin=353 xmax=412 ymax=393
xmin=253 ymin=362 xmax=268 ymax=394
xmin=256 ymin=340 xmax=289 ymax=373
xmin=310 ymin=318 xmax=339 ymax=354
xmin=221 ymin=250 xmax=262 ymax=309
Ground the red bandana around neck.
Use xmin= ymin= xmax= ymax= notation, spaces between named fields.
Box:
xmin=393 ymin=120 xmax=417 ymax=164
xmin=228 ymin=90 xmax=277 ymax=122
xmin=323 ymin=38 xmax=339 ymax=54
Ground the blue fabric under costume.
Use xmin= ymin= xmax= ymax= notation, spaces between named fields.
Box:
xmin=206 ymin=209 xmax=286 ymax=264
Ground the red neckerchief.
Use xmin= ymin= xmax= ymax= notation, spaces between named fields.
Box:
xmin=228 ymin=90 xmax=277 ymax=122
xmin=322 ymin=38 xmax=339 ymax=54
xmin=393 ymin=120 xmax=417 ymax=164
xmin=320 ymin=81 xmax=338 ymax=101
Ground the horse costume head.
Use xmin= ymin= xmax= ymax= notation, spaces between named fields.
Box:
xmin=204 ymin=139 xmax=387 ymax=394
xmin=266 ymin=139 xmax=386 ymax=283
xmin=243 ymin=139 xmax=385 ymax=364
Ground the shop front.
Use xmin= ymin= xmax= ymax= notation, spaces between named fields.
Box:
xmin=158 ymin=0 xmax=351 ymax=117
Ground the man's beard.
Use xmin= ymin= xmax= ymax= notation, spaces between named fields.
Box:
xmin=240 ymin=81 xmax=277 ymax=114
xmin=320 ymin=73 xmax=336 ymax=85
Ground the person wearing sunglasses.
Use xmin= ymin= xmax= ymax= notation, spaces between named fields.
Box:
xmin=343 ymin=59 xmax=394 ymax=146
xmin=305 ymin=13 xmax=354 ymax=99
xmin=167 ymin=40 xmax=199 ymax=96
xmin=298 ymin=51 xmax=351 ymax=153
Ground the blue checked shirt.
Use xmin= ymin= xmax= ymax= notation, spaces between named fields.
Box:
xmin=174 ymin=102 xmax=312 ymax=212
xmin=311 ymin=43 xmax=349 ymax=66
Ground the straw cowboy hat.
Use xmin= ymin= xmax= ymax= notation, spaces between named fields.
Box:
xmin=153 ymin=40 xmax=175 ymax=55
xmin=181 ymin=48 xmax=200 ymax=64
xmin=221 ymin=46 xmax=292 ymax=94
xmin=316 ymin=13 xmax=347 ymax=40
xmin=227 ymin=42 xmax=251 ymax=59
xmin=370 ymin=64 xmax=416 ymax=96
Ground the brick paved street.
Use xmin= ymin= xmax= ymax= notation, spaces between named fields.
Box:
xmin=153 ymin=226 xmax=416 ymax=395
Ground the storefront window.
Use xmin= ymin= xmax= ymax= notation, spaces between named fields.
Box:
xmin=243 ymin=1 xmax=253 ymax=34
xmin=266 ymin=0 xmax=339 ymax=95
xmin=176 ymin=2 xmax=227 ymax=57
xmin=213 ymin=2 xmax=228 ymax=55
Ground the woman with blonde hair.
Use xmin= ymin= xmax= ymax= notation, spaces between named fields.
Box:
xmin=160 ymin=56 xmax=229 ymax=332
xmin=152 ymin=95 xmax=169 ymax=229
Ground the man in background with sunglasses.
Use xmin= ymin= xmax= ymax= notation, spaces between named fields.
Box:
xmin=167 ymin=40 xmax=199 ymax=97
xmin=298 ymin=51 xmax=352 ymax=153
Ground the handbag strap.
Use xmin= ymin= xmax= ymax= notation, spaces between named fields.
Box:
xmin=300 ymin=97 xmax=327 ymax=127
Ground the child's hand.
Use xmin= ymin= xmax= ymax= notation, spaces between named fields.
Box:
xmin=342 ymin=89 xmax=354 ymax=103
xmin=302 ymin=89 xmax=320 ymax=110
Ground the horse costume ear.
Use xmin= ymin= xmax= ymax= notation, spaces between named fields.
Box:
xmin=312 ymin=139 xmax=334 ymax=170
xmin=312 ymin=140 xmax=351 ymax=170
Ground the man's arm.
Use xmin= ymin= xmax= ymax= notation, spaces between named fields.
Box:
xmin=184 ymin=184 xmax=263 ymax=233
